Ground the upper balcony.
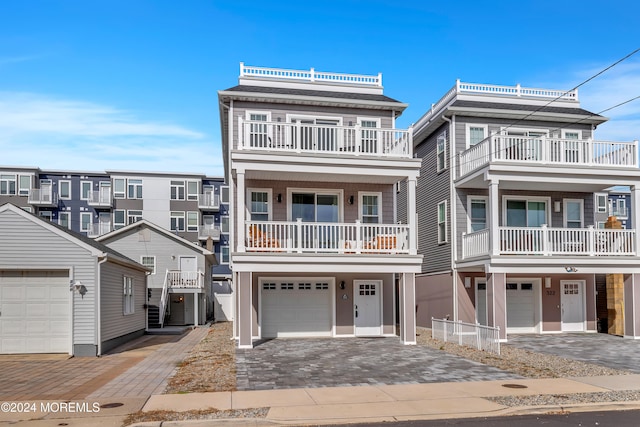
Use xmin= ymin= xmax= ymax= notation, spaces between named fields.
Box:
xmin=86 ymin=222 xmax=112 ymax=238
xmin=237 ymin=118 xmax=413 ymax=159
xmin=166 ymin=270 xmax=204 ymax=289
xmin=87 ymin=190 xmax=112 ymax=207
xmin=198 ymin=192 xmax=220 ymax=211
xmin=28 ymin=189 xmax=58 ymax=206
xmin=456 ymin=135 xmax=638 ymax=180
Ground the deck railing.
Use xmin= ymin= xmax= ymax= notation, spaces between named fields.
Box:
xmin=87 ymin=190 xmax=112 ymax=206
xmin=461 ymin=229 xmax=490 ymax=258
xmin=166 ymin=270 xmax=204 ymax=289
xmin=198 ymin=192 xmax=220 ymax=210
xmin=432 ymin=318 xmax=500 ymax=355
xmin=238 ymin=118 xmax=412 ymax=158
xmin=86 ymin=222 xmax=112 ymax=238
xmin=240 ymin=63 xmax=383 ymax=87
xmin=198 ymin=224 xmax=221 ymax=240
xmin=28 ymin=189 xmax=57 ymax=205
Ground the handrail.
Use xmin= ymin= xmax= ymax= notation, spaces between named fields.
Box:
xmin=159 ymin=269 xmax=170 ymax=328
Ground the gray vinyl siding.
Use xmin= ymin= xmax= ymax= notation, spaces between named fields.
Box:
xmin=396 ymin=181 xmax=407 ymax=225
xmin=0 ymin=209 xmax=98 ymax=346
xmin=415 ymin=122 xmax=452 ymax=273
xmin=100 ymin=261 xmax=146 ymax=344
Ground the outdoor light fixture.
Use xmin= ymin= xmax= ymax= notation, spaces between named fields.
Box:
xmin=545 ymin=277 xmax=552 ymax=288
xmin=564 ymin=266 xmax=578 ymax=273
xmin=70 ymin=280 xmax=88 ymax=298
xmin=340 ymin=281 xmax=345 ymax=290
xmin=277 ymin=193 xmax=282 ymax=203
xmin=348 ymin=195 xmax=354 ymax=205
xmin=554 ymin=201 xmax=561 ymax=212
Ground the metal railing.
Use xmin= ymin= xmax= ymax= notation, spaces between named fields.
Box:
xmin=159 ymin=269 xmax=170 ymax=328
xmin=432 ymin=318 xmax=500 ymax=355
xmin=28 ymin=189 xmax=58 ymax=205
xmin=199 ymin=224 xmax=221 ymax=240
xmin=198 ymin=192 xmax=220 ymax=210
xmin=86 ymin=222 xmax=112 ymax=238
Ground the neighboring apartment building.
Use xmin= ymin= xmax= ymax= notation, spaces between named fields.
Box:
xmin=409 ymin=80 xmax=640 ymax=340
xmin=218 ymin=63 xmax=423 ymax=348
xmin=594 ymin=188 xmax=632 ymax=230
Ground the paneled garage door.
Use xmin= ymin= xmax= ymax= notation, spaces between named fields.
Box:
xmin=0 ymin=270 xmax=70 ymax=354
xmin=261 ymin=279 xmax=333 ymax=338
xmin=506 ymin=281 xmax=538 ymax=333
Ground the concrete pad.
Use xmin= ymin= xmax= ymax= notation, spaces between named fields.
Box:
xmin=143 ymin=392 xmax=232 ymax=412
xmin=445 ymin=378 xmax=608 ymax=397
xmin=570 ymin=374 xmax=640 ymax=391
xmin=377 ymin=382 xmax=478 ymax=401
xmin=0 ymin=415 xmax=127 ymax=427
xmin=231 ymin=389 xmax=315 ymax=409
xmin=304 ymin=385 xmax=395 ymax=404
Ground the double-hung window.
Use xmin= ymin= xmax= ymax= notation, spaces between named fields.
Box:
xmin=113 ymin=178 xmax=126 ymax=199
xmin=249 ymin=189 xmax=271 ymax=221
xmin=141 ymin=256 xmax=156 ymax=275
xmin=466 ymin=124 xmax=488 ymax=148
xmin=80 ymin=181 xmax=92 ymax=200
xmin=187 ymin=181 xmax=199 ymax=201
xmin=436 ymin=132 xmax=447 ymax=172
xmin=127 ymin=210 xmax=143 ymax=224
xmin=438 ymin=201 xmax=447 ymax=244
xmin=360 ymin=192 xmax=381 ymax=224
xmin=469 ymin=197 xmax=487 ymax=232
xmin=80 ymin=212 xmax=92 ymax=232
xmin=187 ymin=211 xmax=199 ymax=232
xmin=59 ymin=181 xmax=71 ymax=200
xmin=564 ymin=199 xmax=584 ymax=228
xmin=59 ymin=211 xmax=70 ymax=229
xmin=18 ymin=175 xmax=31 ymax=196
xmin=123 ymin=277 xmax=134 ymax=315
xmin=595 ymin=194 xmax=608 ymax=213
xmin=220 ymin=246 xmax=230 ymax=264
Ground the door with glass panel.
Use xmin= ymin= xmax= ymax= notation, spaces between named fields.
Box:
xmin=505 ymin=200 xmax=547 ymax=253
xmin=291 ymin=192 xmax=339 ymax=251
xmin=290 ymin=118 xmax=339 ymax=151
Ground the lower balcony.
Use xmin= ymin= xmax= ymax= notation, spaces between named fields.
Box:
xmin=244 ymin=220 xmax=411 ymax=254
xmin=198 ymin=224 xmax=221 ymax=241
xmin=166 ymin=270 xmax=204 ymax=289
xmin=462 ymin=226 xmax=636 ymax=259
xmin=86 ymin=222 xmax=113 ymax=238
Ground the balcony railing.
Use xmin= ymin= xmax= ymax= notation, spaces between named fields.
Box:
xmin=86 ymin=222 xmax=112 ymax=238
xmin=166 ymin=270 xmax=204 ymax=289
xmin=461 ymin=226 xmax=636 ymax=258
xmin=28 ymin=189 xmax=57 ymax=206
xmin=199 ymin=224 xmax=221 ymax=241
xmin=238 ymin=118 xmax=413 ymax=158
xmin=245 ymin=220 xmax=410 ymax=254
xmin=240 ymin=63 xmax=383 ymax=87
xmin=457 ymin=135 xmax=638 ymax=179
xmin=610 ymin=206 xmax=629 ymax=218
xmin=87 ymin=190 xmax=112 ymax=207
xmin=198 ymin=192 xmax=220 ymax=210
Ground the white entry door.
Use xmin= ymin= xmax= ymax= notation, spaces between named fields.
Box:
xmin=179 ymin=256 xmax=197 ymax=272
xmin=354 ymin=280 xmax=382 ymax=336
xmin=561 ymin=280 xmax=585 ymax=332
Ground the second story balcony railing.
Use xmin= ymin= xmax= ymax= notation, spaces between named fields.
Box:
xmin=87 ymin=190 xmax=112 ymax=207
xmin=198 ymin=224 xmax=221 ymax=241
xmin=86 ymin=222 xmax=112 ymax=238
xmin=28 ymin=189 xmax=58 ymax=206
xmin=457 ymin=135 xmax=638 ymax=179
xmin=245 ymin=220 xmax=411 ymax=254
xmin=238 ymin=118 xmax=413 ymax=158
xmin=609 ymin=206 xmax=629 ymax=218
xmin=198 ymin=192 xmax=220 ymax=210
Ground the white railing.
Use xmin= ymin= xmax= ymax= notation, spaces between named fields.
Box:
xmin=87 ymin=190 xmax=112 ymax=206
xmin=432 ymin=318 xmax=500 ymax=355
xmin=462 ymin=229 xmax=490 ymax=258
xmin=199 ymin=224 xmax=221 ymax=240
xmin=245 ymin=220 xmax=410 ymax=254
xmin=86 ymin=222 xmax=112 ymax=238
xmin=198 ymin=192 xmax=220 ymax=210
xmin=166 ymin=270 xmax=204 ymax=289
xmin=159 ymin=269 xmax=170 ymax=328
xmin=28 ymin=189 xmax=57 ymax=205
xmin=238 ymin=118 xmax=412 ymax=158
xmin=456 ymin=135 xmax=638 ymax=179
xmin=240 ymin=62 xmax=383 ymax=87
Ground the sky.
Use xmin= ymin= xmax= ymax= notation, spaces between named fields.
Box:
xmin=1 ymin=0 xmax=639 ymax=177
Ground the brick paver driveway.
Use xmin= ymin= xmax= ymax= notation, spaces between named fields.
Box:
xmin=236 ymin=337 xmax=521 ymax=390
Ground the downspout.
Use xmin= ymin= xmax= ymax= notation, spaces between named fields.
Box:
xmin=441 ymin=115 xmax=458 ymax=322
xmin=97 ymin=256 xmax=108 ymax=356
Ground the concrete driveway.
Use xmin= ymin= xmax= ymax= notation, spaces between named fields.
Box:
xmin=236 ymin=337 xmax=522 ymax=390
xmin=507 ymin=333 xmax=640 ymax=373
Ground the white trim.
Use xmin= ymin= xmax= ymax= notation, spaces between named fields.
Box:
xmin=113 ymin=178 xmax=126 ymax=199
xmin=560 ymin=279 xmax=587 ymax=332
xmin=80 ymin=212 xmax=92 ymax=232
xmin=170 ymin=211 xmax=186 ymax=232
xmin=356 ymin=117 xmax=381 ymax=127
xmin=561 ymin=129 xmax=583 ymax=139
xmin=502 ymin=195 xmax=552 ymax=227
xmin=563 ymin=198 xmax=584 ymax=228
xmin=80 ymin=180 xmax=92 ymax=201
xmin=595 ymin=193 xmax=608 ymax=213
xmin=353 ymin=279 xmax=384 ymax=337
xmin=358 ymin=191 xmax=383 ymax=223
xmin=246 ymin=187 xmax=273 ymax=222
xmin=170 ymin=180 xmax=186 ymax=201
xmin=58 ymin=180 xmax=71 ymax=200
xmin=501 ymin=126 xmax=550 ymax=137
xmin=286 ymin=113 xmax=344 ymax=126
xmin=465 ymin=123 xmax=488 ymax=149
xmin=245 ymin=110 xmax=272 ymax=121
xmin=436 ymin=131 xmax=447 ymax=172
xmin=437 ymin=200 xmax=448 ymax=244
xmin=140 ymin=255 xmax=156 ymax=275
xmin=287 ymin=188 xmax=344 ymax=222
xmin=467 ymin=195 xmax=488 ymax=233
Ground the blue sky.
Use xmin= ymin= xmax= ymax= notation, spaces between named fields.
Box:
xmin=1 ymin=0 xmax=639 ymax=177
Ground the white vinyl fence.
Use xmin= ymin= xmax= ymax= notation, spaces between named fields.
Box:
xmin=431 ymin=318 xmax=500 ymax=355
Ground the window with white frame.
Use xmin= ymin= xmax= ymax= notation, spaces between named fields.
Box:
xmin=360 ymin=192 xmax=381 ymax=224
xmin=246 ymin=111 xmax=271 ymax=148
xmin=127 ymin=210 xmax=143 ymax=224
xmin=187 ymin=181 xmax=199 ymax=201
xmin=187 ymin=211 xmax=199 ymax=232
xmin=564 ymin=199 xmax=583 ymax=228
xmin=505 ymin=198 xmax=548 ymax=227
xmin=59 ymin=211 xmax=70 ymax=229
xmin=466 ymin=124 xmax=488 ymax=147
xmin=359 ymin=118 xmax=380 ymax=153
xmin=170 ymin=180 xmax=185 ymax=200
xmin=562 ymin=130 xmax=582 ymax=140
xmin=170 ymin=211 xmax=185 ymax=232
xmin=436 ymin=132 xmax=447 ymax=172
xmin=113 ymin=178 xmax=126 ymax=198
xmin=249 ymin=189 xmax=271 ymax=221
xmin=59 ymin=180 xmax=71 ymax=200
xmin=220 ymin=246 xmax=229 ymax=264
xmin=80 ymin=181 xmax=92 ymax=200
xmin=221 ymin=186 xmax=229 ymax=203
xmin=595 ymin=193 xmax=608 ymax=213
xmin=128 ymin=179 xmax=143 ymax=199
xmin=141 ymin=256 xmax=156 ymax=275
xmin=220 ymin=216 xmax=229 ymax=233
xmin=0 ymin=174 xmax=16 ymax=195
xmin=114 ymin=210 xmax=126 ymax=229
xmin=123 ymin=276 xmax=135 ymax=315
xmin=18 ymin=175 xmax=31 ymax=196
xmin=468 ymin=197 xmax=487 ymax=232
xmin=438 ymin=201 xmax=447 ymax=244
xmin=80 ymin=212 xmax=92 ymax=232
xmin=21 ymin=206 xmax=33 ymax=213
xmin=613 ymin=198 xmax=627 ymax=217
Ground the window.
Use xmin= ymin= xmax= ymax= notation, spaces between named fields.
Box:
xmin=170 ymin=180 xmax=185 ymax=200
xmin=613 ymin=198 xmax=627 ymax=217
xmin=59 ymin=212 xmax=70 ymax=229
xmin=1 ymin=174 xmax=16 ymax=195
xmin=187 ymin=211 xmax=198 ymax=232
xmin=58 ymin=181 xmax=71 ymax=199
xmin=562 ymin=130 xmax=582 ymax=140
xmin=468 ymin=197 xmax=487 ymax=232
xmin=467 ymin=124 xmax=488 ymax=147
xmin=505 ymin=198 xmax=548 ymax=227
xmin=436 ymin=132 xmax=446 ymax=172
xmin=359 ymin=118 xmax=380 ymax=153
xmin=438 ymin=201 xmax=447 ymax=244
xmin=123 ymin=276 xmax=135 ymax=315
xmin=141 ymin=256 xmax=156 ymax=275
xmin=39 ymin=211 xmax=53 ymax=221
xmin=220 ymin=246 xmax=229 ymax=264
xmin=595 ymin=194 xmax=608 ymax=213
xmin=80 ymin=212 xmax=92 ymax=232
xmin=80 ymin=181 xmax=92 ymax=200
xmin=21 ymin=206 xmax=33 ymax=213
xmin=187 ymin=181 xmax=199 ymax=201
xmin=18 ymin=175 xmax=31 ymax=196
xmin=564 ymin=200 xmax=583 ymax=228
xmin=128 ymin=179 xmax=143 ymax=199
xmin=113 ymin=178 xmax=126 ymax=199
xmin=246 ymin=111 xmax=271 ymax=148
xmin=171 ymin=211 xmax=185 ymax=232
xmin=220 ymin=216 xmax=229 ymax=233
xmin=360 ymin=192 xmax=381 ymax=224
xmin=127 ymin=210 xmax=143 ymax=224
xmin=249 ymin=189 xmax=271 ymax=221
xmin=221 ymin=186 xmax=229 ymax=203
xmin=114 ymin=210 xmax=126 ymax=229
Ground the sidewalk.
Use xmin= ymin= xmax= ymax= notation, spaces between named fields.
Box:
xmin=137 ymin=374 xmax=640 ymax=425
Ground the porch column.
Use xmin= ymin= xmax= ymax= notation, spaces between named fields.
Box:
xmin=486 ymin=272 xmax=507 ymax=340
xmin=624 ymin=274 xmax=640 ymax=339
xmin=407 ymin=177 xmax=418 ymax=255
xmin=631 ymin=185 xmax=640 ymax=254
xmin=193 ymin=293 xmax=199 ymax=326
xmin=488 ymin=179 xmax=500 ymax=256
xmin=237 ymin=271 xmax=253 ymax=348
xmin=237 ymin=171 xmax=246 ymax=252
xmin=399 ymin=272 xmax=416 ymax=344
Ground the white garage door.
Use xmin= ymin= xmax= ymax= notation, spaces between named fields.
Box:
xmin=0 ymin=270 xmax=70 ymax=354
xmin=261 ymin=279 xmax=332 ymax=338
xmin=506 ymin=282 xmax=537 ymax=333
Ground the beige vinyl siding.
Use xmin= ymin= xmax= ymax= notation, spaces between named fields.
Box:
xmin=100 ymin=261 xmax=146 ymax=343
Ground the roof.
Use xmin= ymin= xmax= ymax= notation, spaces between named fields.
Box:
xmin=450 ymin=100 xmax=604 ymax=118
xmin=222 ymin=84 xmax=404 ymax=104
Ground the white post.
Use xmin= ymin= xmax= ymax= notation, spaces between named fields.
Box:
xmin=296 ymin=218 xmax=303 ymax=253
xmin=236 ymin=172 xmax=246 ymax=252
xmin=541 ymin=224 xmax=549 ymax=256
xmin=355 ymin=219 xmax=362 ymax=254
xmin=631 ymin=186 xmax=640 ymax=254
xmin=407 ymin=178 xmax=418 ymax=255
xmin=488 ymin=179 xmax=500 ymax=256
xmin=588 ymin=225 xmax=595 ymax=256
xmin=194 ymin=293 xmax=199 ymax=326
xmin=355 ymin=124 xmax=362 ymax=155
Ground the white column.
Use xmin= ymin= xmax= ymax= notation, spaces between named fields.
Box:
xmin=193 ymin=293 xmax=199 ymax=326
xmin=236 ymin=171 xmax=246 ymax=252
xmin=488 ymin=179 xmax=500 ymax=256
xmin=631 ymin=185 xmax=640 ymax=254
xmin=407 ymin=177 xmax=418 ymax=255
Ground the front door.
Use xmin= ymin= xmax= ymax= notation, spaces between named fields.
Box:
xmin=180 ymin=256 xmax=197 ymax=272
xmin=561 ymin=280 xmax=585 ymax=331
xmin=354 ymin=280 xmax=382 ymax=336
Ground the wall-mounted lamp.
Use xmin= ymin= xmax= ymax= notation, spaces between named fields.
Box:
xmin=564 ymin=266 xmax=578 ymax=273
xmin=545 ymin=277 xmax=552 ymax=288
xmin=554 ymin=201 xmax=561 ymax=213
xmin=464 ymin=277 xmax=471 ymax=289
xmin=348 ymin=195 xmax=354 ymax=205
xmin=340 ymin=281 xmax=346 ymax=290
xmin=70 ymin=280 xmax=88 ymax=298
xmin=277 ymin=193 xmax=282 ymax=203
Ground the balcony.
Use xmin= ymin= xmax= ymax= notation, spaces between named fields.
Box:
xmin=87 ymin=190 xmax=112 ymax=207
xmin=28 ymin=189 xmax=58 ymax=206
xmin=238 ymin=119 xmax=412 ymax=159
xmin=166 ymin=270 xmax=204 ymax=289
xmin=244 ymin=220 xmax=410 ymax=254
xmin=610 ymin=206 xmax=629 ymax=219
xmin=86 ymin=222 xmax=112 ymax=238
xmin=457 ymin=135 xmax=638 ymax=179
xmin=198 ymin=193 xmax=220 ymax=210
xmin=462 ymin=226 xmax=636 ymax=259
xmin=198 ymin=224 xmax=221 ymax=241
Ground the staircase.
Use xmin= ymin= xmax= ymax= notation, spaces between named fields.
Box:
xmin=147 ymin=305 xmax=161 ymax=329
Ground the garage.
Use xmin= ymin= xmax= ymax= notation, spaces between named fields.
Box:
xmin=260 ymin=278 xmax=333 ymax=338
xmin=0 ymin=270 xmax=70 ymax=354
xmin=506 ymin=280 xmax=540 ymax=333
